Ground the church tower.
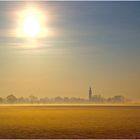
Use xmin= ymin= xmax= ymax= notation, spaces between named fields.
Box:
xmin=89 ymin=86 xmax=92 ymax=101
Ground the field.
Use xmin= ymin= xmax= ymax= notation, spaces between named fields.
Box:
xmin=0 ymin=105 xmax=140 ymax=139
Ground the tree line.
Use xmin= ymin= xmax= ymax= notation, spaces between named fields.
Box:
xmin=0 ymin=94 xmax=130 ymax=104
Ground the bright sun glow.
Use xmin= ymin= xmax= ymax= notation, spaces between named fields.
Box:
xmin=23 ymin=13 xmax=41 ymax=37
xmin=17 ymin=7 xmax=47 ymax=38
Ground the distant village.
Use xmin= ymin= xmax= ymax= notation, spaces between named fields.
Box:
xmin=0 ymin=87 xmax=130 ymax=104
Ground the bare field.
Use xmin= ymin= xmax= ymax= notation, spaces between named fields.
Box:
xmin=0 ymin=105 xmax=140 ymax=139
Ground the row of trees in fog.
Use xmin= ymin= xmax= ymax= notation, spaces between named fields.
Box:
xmin=0 ymin=94 xmax=129 ymax=104
xmin=91 ymin=95 xmax=129 ymax=103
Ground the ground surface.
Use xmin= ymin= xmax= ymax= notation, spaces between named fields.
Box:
xmin=0 ymin=105 xmax=139 ymax=139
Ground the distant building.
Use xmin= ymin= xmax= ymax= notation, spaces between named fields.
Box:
xmin=89 ymin=86 xmax=92 ymax=101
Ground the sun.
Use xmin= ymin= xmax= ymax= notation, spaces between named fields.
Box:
xmin=17 ymin=7 xmax=46 ymax=38
xmin=23 ymin=13 xmax=41 ymax=38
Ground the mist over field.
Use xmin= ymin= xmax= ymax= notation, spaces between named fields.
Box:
xmin=0 ymin=105 xmax=139 ymax=139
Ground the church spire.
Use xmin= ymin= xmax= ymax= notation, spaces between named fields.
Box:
xmin=89 ymin=86 xmax=92 ymax=101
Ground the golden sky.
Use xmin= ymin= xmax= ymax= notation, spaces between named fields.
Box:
xmin=0 ymin=2 xmax=140 ymax=100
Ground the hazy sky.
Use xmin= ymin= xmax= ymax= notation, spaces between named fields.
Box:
xmin=0 ymin=2 xmax=140 ymax=100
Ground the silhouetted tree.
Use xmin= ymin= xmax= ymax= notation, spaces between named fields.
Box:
xmin=54 ymin=96 xmax=63 ymax=102
xmin=40 ymin=97 xmax=49 ymax=103
xmin=18 ymin=97 xmax=26 ymax=103
xmin=0 ymin=97 xmax=4 ymax=103
xmin=112 ymin=95 xmax=125 ymax=103
xmin=29 ymin=95 xmax=39 ymax=103
xmin=92 ymin=95 xmax=105 ymax=103
xmin=6 ymin=94 xmax=17 ymax=103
